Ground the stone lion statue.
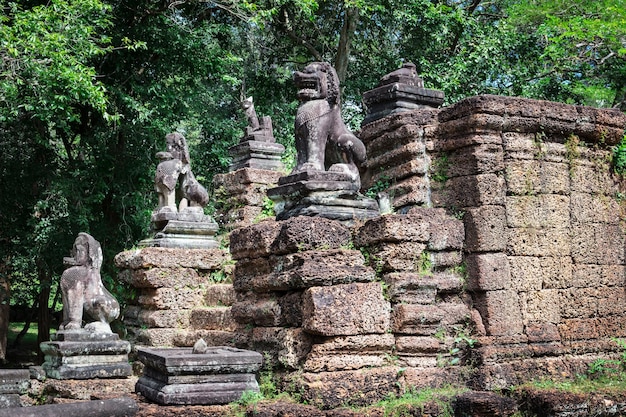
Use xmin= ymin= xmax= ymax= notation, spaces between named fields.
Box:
xmin=293 ymin=62 xmax=367 ymax=183
xmin=155 ymin=132 xmax=209 ymax=213
xmin=59 ymin=233 xmax=120 ymax=333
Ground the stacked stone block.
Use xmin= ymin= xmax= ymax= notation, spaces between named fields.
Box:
xmin=212 ymin=168 xmax=283 ymax=230
xmin=115 ymin=247 xmax=243 ymax=348
xmin=230 ymin=216 xmax=401 ymax=407
xmin=354 ymin=208 xmax=470 ymax=378
xmin=360 ymin=111 xmax=439 ymax=211
xmin=433 ymin=95 xmax=626 ymax=388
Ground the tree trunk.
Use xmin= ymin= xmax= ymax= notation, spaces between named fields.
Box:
xmin=37 ymin=265 xmax=51 ymax=363
xmin=0 ymin=265 xmax=9 ymax=362
xmin=335 ymin=6 xmax=359 ymax=84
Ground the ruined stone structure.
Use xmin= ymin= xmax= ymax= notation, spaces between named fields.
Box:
xmin=118 ymin=65 xmax=626 ymax=409
xmin=359 ymin=93 xmax=626 ymax=390
xmin=114 ymin=247 xmax=243 ymax=349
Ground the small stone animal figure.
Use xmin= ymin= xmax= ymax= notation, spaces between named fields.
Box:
xmin=192 ymin=338 xmax=208 ymax=354
xmin=292 ymin=62 xmax=367 ymax=185
xmin=154 ymin=132 xmax=209 ymax=212
xmin=379 ymin=62 xmax=424 ymax=87
xmin=59 ymin=233 xmax=120 ymax=334
xmin=242 ymin=96 xmax=260 ymax=131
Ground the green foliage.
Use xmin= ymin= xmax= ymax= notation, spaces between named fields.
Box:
xmin=416 ymin=252 xmax=433 ymax=276
xmin=365 ymin=175 xmax=392 ymax=199
xmin=613 ymin=135 xmax=626 ymax=175
xmin=370 ymin=386 xmax=466 ymax=417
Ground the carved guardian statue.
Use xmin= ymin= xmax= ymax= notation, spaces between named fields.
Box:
xmin=59 ymin=233 xmax=120 ymax=333
xmin=293 ymin=62 xmax=367 ymax=184
xmin=154 ymin=132 xmax=209 ymax=213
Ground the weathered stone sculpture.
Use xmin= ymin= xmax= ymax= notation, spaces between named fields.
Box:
xmin=228 ymin=96 xmax=284 ymax=172
xmin=154 ymin=132 xmax=208 ymax=214
xmin=142 ymin=132 xmax=218 ymax=249
xmin=59 ymin=232 xmax=119 ymax=334
xmin=362 ymin=62 xmax=444 ymax=125
xmin=292 ymin=62 xmax=366 ymax=183
xmin=40 ymin=233 xmax=131 ymax=379
xmin=267 ymin=62 xmax=378 ymax=223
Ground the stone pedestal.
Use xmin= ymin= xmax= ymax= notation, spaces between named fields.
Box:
xmin=229 ymin=140 xmax=285 ymax=172
xmin=135 ymin=346 xmax=262 ymax=405
xmin=229 ymin=115 xmax=285 ymax=172
xmin=363 ymin=78 xmax=444 ymax=125
xmin=0 ymin=369 xmax=29 ymax=407
xmin=267 ymin=171 xmax=379 ymax=224
xmin=140 ymin=207 xmax=219 ymax=249
xmin=40 ymin=331 xmax=131 ymax=379
xmin=213 ymin=168 xmax=284 ymax=231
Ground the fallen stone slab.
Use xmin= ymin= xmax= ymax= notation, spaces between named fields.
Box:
xmin=0 ymin=397 xmax=138 ymax=417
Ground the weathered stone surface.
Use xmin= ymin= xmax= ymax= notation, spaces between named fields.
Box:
xmin=519 ymin=289 xmax=560 ymax=323
xmin=446 ymin=144 xmax=505 ymax=177
xmin=506 ymin=195 xmax=570 ymax=229
xmin=432 ymin=174 xmax=506 ymax=209
xmin=5 ymin=397 xmax=138 ymax=417
xmin=136 ymin=287 xmax=205 ymax=309
xmin=365 ymin=242 xmax=427 ymax=273
xmin=570 ymin=164 xmax=620 ymax=195
xmin=571 ymin=264 xmax=625 ymax=288
xmin=506 ymin=227 xmax=570 ymax=257
xmin=230 ymin=217 xmax=351 ymax=260
xmin=119 ymin=267 xmax=207 ymax=289
xmin=114 ymin=247 xmax=228 ymax=270
xmin=189 ymin=307 xmax=238 ymax=331
xmin=454 ymin=391 xmax=518 ymax=417
xmin=0 ymin=369 xmax=29 ymax=394
xmin=303 ymin=334 xmax=396 ymax=371
xmin=571 ymin=192 xmax=622 ymax=224
xmin=384 ymin=272 xmax=464 ymax=304
xmin=438 ymin=95 xmax=626 ymax=145
xmin=391 ymin=302 xmax=469 ymax=335
xmin=473 ymin=290 xmax=524 ymax=336
xmin=250 ymin=327 xmax=312 ymax=369
xmin=132 ymin=309 xmax=191 ymax=328
xmin=505 ymin=160 xmax=570 ymax=195
xmin=288 ymin=368 xmax=400 ymax=409
xmin=302 ymin=283 xmax=390 ymax=336
xmin=466 ymin=253 xmax=511 ymax=291
xmin=214 ymin=168 xmax=283 ymax=190
xmin=571 ymin=223 xmax=625 ymax=265
xmin=384 ymin=176 xmax=430 ymax=208
xmin=173 ymin=330 xmax=247 ymax=348
xmin=509 ymin=256 xmax=573 ymax=291
xmin=464 ymin=206 xmax=507 ymax=252
xmin=137 ymin=346 xmax=262 ymax=375
xmin=406 ymin=207 xmax=465 ymax=250
xmin=136 ymin=373 xmax=258 ymax=406
xmin=232 ymin=292 xmax=302 ymax=327
xmin=204 ymin=284 xmax=236 ymax=306
xmin=401 ymin=366 xmax=469 ymax=390
xmin=234 ymin=249 xmax=375 ymax=292
xmin=395 ymin=336 xmax=442 ymax=354
xmin=525 ymin=322 xmax=561 ymax=343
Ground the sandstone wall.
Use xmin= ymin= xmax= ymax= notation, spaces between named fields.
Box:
xmin=362 ymin=94 xmax=626 ymax=389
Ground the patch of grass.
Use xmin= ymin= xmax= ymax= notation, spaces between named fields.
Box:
xmin=368 ymin=386 xmax=467 ymax=417
xmin=8 ymin=321 xmax=38 ymax=347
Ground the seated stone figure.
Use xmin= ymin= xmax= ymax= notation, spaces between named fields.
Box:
xmin=154 ymin=132 xmax=209 ymax=213
xmin=292 ymin=62 xmax=367 ymax=184
xmin=59 ymin=233 xmax=120 ymax=334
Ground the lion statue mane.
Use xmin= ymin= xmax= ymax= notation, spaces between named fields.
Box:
xmin=293 ymin=62 xmax=366 ymax=185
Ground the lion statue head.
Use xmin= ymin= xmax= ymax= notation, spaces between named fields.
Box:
xmin=294 ymin=62 xmax=340 ymax=106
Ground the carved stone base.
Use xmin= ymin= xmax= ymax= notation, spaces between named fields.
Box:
xmin=363 ymin=83 xmax=444 ymax=125
xmin=268 ymin=171 xmax=379 ymax=223
xmin=142 ymin=207 xmax=219 ymax=249
xmin=0 ymin=369 xmax=29 ymax=407
xmin=40 ymin=331 xmax=132 ymax=380
xmin=135 ymin=346 xmax=262 ymax=405
xmin=229 ymin=140 xmax=285 ymax=171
